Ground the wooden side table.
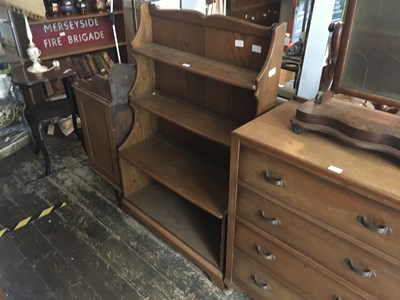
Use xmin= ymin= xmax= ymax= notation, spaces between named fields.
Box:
xmin=10 ymin=61 xmax=79 ymax=175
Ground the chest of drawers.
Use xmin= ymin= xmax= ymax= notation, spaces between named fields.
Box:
xmin=225 ymin=100 xmax=400 ymax=299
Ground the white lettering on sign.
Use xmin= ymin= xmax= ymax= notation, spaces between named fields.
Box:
xmin=43 ymin=18 xmax=100 ymax=33
xmin=67 ymin=31 xmax=105 ymax=44
xmin=35 ymin=16 xmax=110 ymax=53
xmin=43 ymin=37 xmax=62 ymax=48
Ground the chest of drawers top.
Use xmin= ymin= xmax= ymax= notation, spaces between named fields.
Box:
xmin=233 ymin=100 xmax=400 ymax=210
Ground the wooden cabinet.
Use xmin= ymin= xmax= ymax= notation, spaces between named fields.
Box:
xmin=227 ymin=0 xmax=281 ymax=27
xmin=226 ymin=100 xmax=400 ymax=299
xmin=73 ymin=64 xmax=135 ymax=192
xmin=15 ymin=0 xmax=128 ymax=63
xmin=118 ymin=3 xmax=286 ymax=288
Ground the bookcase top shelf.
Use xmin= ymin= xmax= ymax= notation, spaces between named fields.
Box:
xmin=133 ymin=43 xmax=259 ymax=90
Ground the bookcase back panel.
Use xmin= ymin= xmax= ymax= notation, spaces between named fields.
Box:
xmin=155 ymin=63 xmax=256 ymax=122
xmin=150 ymin=6 xmax=272 ymax=71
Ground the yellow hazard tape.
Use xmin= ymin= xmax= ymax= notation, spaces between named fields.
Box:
xmin=38 ymin=206 xmax=54 ymax=218
xmin=14 ymin=216 xmax=32 ymax=230
xmin=0 ymin=201 xmax=67 ymax=238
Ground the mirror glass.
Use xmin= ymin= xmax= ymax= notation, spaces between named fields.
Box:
xmin=340 ymin=0 xmax=400 ymax=105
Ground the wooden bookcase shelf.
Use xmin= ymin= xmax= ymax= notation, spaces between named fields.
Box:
xmin=120 ymin=134 xmax=229 ymax=217
xmin=134 ymin=93 xmax=239 ymax=147
xmin=119 ymin=3 xmax=286 ymax=288
xmin=133 ymin=44 xmax=259 ymax=90
xmin=123 ymin=183 xmax=223 ymax=269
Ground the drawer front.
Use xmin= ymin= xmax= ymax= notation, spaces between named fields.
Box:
xmin=238 ymin=145 xmax=400 ymax=261
xmin=234 ymin=222 xmax=370 ymax=300
xmin=236 ymin=186 xmax=400 ymax=300
xmin=233 ymin=250 xmax=304 ymax=300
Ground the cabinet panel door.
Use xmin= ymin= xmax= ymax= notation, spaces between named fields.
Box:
xmin=75 ymin=85 xmax=121 ymax=190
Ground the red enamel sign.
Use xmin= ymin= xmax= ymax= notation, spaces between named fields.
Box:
xmin=30 ymin=15 xmax=114 ymax=59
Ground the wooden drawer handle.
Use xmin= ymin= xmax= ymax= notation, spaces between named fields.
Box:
xmin=261 ymin=170 xmax=285 ymax=187
xmin=259 ymin=210 xmax=281 ymax=226
xmin=255 ymin=244 xmax=276 ymax=261
xmin=251 ymin=274 xmax=271 ymax=291
xmin=332 ymin=296 xmax=342 ymax=300
xmin=357 ymin=215 xmax=392 ymax=235
xmin=344 ymin=258 xmax=376 ymax=278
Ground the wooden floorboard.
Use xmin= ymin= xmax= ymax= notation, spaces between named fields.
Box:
xmin=0 ymin=133 xmax=250 ymax=299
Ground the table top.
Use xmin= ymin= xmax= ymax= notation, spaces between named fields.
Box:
xmin=10 ymin=60 xmax=77 ymax=87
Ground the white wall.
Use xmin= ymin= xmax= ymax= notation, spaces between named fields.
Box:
xmin=297 ymin=0 xmax=335 ymax=99
xmin=181 ymin=0 xmax=206 ymax=14
xmin=151 ymin=0 xmax=206 ymax=13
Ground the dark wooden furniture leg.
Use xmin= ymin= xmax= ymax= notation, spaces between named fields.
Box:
xmin=21 ymin=86 xmax=51 ymax=175
xmin=10 ymin=61 xmax=78 ymax=176
xmin=62 ymin=77 xmax=79 ymax=137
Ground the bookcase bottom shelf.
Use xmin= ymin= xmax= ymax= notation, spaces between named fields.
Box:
xmin=121 ymin=183 xmax=225 ymax=289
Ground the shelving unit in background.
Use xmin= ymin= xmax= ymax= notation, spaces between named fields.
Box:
xmin=226 ymin=0 xmax=281 ymax=26
xmin=14 ymin=0 xmax=128 ymax=67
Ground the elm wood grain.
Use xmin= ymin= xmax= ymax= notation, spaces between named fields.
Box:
xmin=153 ymin=63 xmax=258 ymax=124
xmin=226 ymin=100 xmax=400 ymax=299
xmin=158 ymin=120 xmax=231 ymax=170
xmin=291 ymin=0 xmax=400 ymax=158
xmin=122 ymin=195 xmax=226 ymax=290
xmin=133 ymin=93 xmax=239 ymax=147
xmin=232 ymin=250 xmax=303 ymax=300
xmin=150 ymin=4 xmax=278 ymax=40
xmin=122 ymin=183 xmax=223 ymax=269
xmin=291 ymin=97 xmax=400 ymax=159
xmin=235 ymin=223 xmax=372 ymax=300
xmin=75 ymin=74 xmax=112 ymax=100
xmin=120 ymin=2 xmax=286 ymax=289
xmin=134 ymin=44 xmax=259 ymax=90
xmin=74 ymin=86 xmax=120 ymax=189
xmin=237 ymin=144 xmax=400 ymax=262
xmin=233 ymin=101 xmax=400 ymax=208
xmin=73 ymin=64 xmax=134 ymax=192
xmin=137 ymin=3 xmax=286 ymax=117
xmin=236 ymin=186 xmax=400 ymax=300
xmin=120 ymin=134 xmax=228 ymax=218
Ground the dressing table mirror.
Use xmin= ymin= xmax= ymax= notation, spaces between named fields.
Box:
xmin=290 ymin=0 xmax=400 ymax=159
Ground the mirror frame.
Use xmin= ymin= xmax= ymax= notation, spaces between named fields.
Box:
xmin=331 ymin=0 xmax=400 ymax=109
